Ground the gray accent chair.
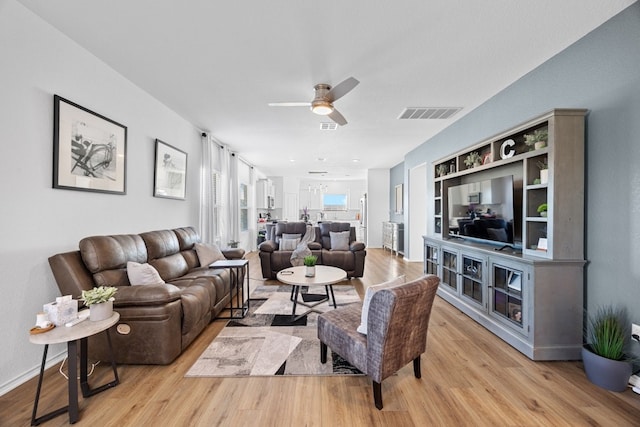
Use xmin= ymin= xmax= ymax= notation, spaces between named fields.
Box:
xmin=317 ymin=275 xmax=440 ymax=409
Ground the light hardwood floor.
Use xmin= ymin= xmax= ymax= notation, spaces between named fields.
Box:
xmin=3 ymin=249 xmax=639 ymax=426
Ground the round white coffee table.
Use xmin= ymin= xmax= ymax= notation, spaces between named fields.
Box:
xmin=277 ymin=265 xmax=347 ymax=319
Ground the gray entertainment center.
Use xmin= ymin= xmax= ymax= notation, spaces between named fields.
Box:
xmin=424 ymin=109 xmax=587 ymax=361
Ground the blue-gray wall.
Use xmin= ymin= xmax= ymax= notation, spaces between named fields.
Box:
xmin=402 ymin=3 xmax=640 ymax=322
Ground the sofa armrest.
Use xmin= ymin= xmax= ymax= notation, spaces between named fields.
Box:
xmin=259 ymin=240 xmax=277 ymax=253
xmin=308 ymin=242 xmax=322 ymax=250
xmin=350 ymin=241 xmax=365 ymax=252
xmin=114 ymin=283 xmax=181 ymax=307
xmin=222 ymin=248 xmax=246 ymax=259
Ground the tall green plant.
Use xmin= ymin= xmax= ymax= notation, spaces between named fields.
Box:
xmin=585 ymin=306 xmax=630 ymax=361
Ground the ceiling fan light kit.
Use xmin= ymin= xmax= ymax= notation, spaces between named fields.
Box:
xmin=269 ymin=77 xmax=359 ymax=125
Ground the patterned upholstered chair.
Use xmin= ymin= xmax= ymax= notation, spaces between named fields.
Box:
xmin=317 ymin=275 xmax=440 ymax=409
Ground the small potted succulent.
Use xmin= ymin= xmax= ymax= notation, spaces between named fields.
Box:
xmin=524 ymin=129 xmax=549 ymax=150
xmin=81 ymin=286 xmax=117 ymax=321
xmin=537 ymin=203 xmax=548 ymax=217
xmin=463 ymin=151 xmax=482 ymax=168
xmin=303 ymin=255 xmax=318 ymax=277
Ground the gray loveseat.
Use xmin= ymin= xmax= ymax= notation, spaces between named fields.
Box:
xmin=258 ymin=221 xmax=366 ymax=279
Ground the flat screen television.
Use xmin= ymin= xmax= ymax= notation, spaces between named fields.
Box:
xmin=447 ymin=175 xmax=517 ymax=247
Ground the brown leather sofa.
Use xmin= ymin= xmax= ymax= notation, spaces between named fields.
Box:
xmin=258 ymin=221 xmax=366 ymax=279
xmin=48 ymin=226 xmax=244 ymax=365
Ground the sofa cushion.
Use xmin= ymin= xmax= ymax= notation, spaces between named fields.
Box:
xmin=280 ymin=238 xmax=300 ymax=251
xmin=330 ymin=231 xmax=350 ymax=250
xmin=79 ymin=234 xmax=148 ymax=286
xmin=195 ymin=242 xmax=226 ymax=266
xmin=319 ymin=222 xmax=352 ymax=250
xmin=282 ymin=233 xmax=302 ymax=240
xmin=127 ymin=261 xmax=165 ymax=286
xmin=357 ymin=275 xmax=406 ymax=335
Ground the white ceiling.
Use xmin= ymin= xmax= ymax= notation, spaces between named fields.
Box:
xmin=18 ymin=0 xmax=635 ymax=180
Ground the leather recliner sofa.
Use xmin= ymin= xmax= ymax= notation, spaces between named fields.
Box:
xmin=48 ymin=226 xmax=244 ymax=365
xmin=258 ymin=221 xmax=366 ymax=279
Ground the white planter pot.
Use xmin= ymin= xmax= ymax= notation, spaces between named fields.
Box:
xmin=90 ymin=300 xmax=113 ymax=321
xmin=305 ymin=266 xmax=316 ymax=277
xmin=540 ymin=169 xmax=549 ymax=185
xmin=534 ymin=141 xmax=547 ymax=150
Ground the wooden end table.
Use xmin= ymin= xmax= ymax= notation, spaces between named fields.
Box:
xmin=29 ymin=312 xmax=120 ymax=425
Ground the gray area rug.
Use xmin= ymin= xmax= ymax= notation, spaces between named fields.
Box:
xmin=185 ymin=285 xmax=363 ymax=377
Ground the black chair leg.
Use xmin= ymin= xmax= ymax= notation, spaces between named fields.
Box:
xmin=373 ymin=381 xmax=383 ymax=410
xmin=320 ymin=342 xmax=327 ymax=364
xmin=413 ymin=356 xmax=421 ymax=378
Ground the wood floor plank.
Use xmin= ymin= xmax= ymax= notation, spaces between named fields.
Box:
xmin=2 ymin=249 xmax=639 ymax=426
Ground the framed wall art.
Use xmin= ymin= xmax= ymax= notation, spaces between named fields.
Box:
xmin=53 ymin=95 xmax=127 ymax=194
xmin=154 ymin=139 xmax=187 ymax=200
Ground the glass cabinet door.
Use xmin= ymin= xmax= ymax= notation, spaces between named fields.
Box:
xmin=461 ymin=255 xmax=484 ymax=305
xmin=491 ymin=263 xmax=525 ymax=332
xmin=424 ymin=244 xmax=439 ymax=275
xmin=441 ymin=249 xmax=458 ymax=293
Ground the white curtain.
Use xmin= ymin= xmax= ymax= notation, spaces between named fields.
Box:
xmin=199 ymin=134 xmax=234 ymax=246
xmin=226 ymin=153 xmax=239 ymax=245
xmin=199 ymin=133 xmax=216 ymax=243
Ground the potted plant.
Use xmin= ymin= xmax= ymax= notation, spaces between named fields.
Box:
xmin=582 ymin=305 xmax=633 ymax=392
xmin=81 ymin=285 xmax=117 ymax=321
xmin=436 ymin=164 xmax=448 ymax=177
xmin=537 ymin=203 xmax=547 ymax=217
xmin=537 ymin=158 xmax=549 ymax=184
xmin=303 ymin=255 xmax=318 ymax=277
xmin=524 ymin=129 xmax=549 ymax=150
xmin=227 ymin=240 xmax=240 ymax=248
xmin=463 ymin=151 xmax=482 ymax=168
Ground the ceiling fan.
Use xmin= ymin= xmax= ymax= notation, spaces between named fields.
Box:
xmin=268 ymin=77 xmax=359 ymax=126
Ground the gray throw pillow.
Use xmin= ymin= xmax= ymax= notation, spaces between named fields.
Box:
xmin=279 ymin=238 xmax=300 ymax=251
xmin=282 ymin=233 xmax=302 ymax=240
xmin=329 ymin=231 xmax=350 ymax=251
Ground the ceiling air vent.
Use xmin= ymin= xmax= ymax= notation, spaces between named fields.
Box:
xmin=308 ymin=171 xmax=328 ymax=175
xmin=320 ymin=122 xmax=338 ymax=130
xmin=398 ymin=107 xmax=462 ymax=120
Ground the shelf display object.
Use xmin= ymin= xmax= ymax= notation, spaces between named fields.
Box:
xmin=424 ymin=109 xmax=586 ymax=361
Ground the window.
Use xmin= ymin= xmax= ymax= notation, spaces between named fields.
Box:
xmin=322 ymin=193 xmax=348 ymax=211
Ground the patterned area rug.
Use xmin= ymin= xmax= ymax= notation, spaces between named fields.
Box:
xmin=185 ymin=285 xmax=363 ymax=377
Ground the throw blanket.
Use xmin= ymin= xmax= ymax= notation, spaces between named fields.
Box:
xmin=290 ymin=225 xmax=315 ymax=266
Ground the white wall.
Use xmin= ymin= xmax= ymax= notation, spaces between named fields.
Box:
xmin=0 ymin=1 xmax=201 ymax=394
xmin=367 ymin=169 xmax=390 ymax=247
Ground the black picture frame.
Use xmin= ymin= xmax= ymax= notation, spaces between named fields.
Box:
xmin=53 ymin=95 xmax=127 ymax=194
xmin=154 ymin=139 xmax=187 ymax=200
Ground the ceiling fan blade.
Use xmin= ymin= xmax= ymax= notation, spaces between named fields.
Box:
xmin=328 ymin=109 xmax=348 ymax=126
xmin=326 ymin=77 xmax=359 ymax=102
xmin=268 ymin=102 xmax=311 ymax=107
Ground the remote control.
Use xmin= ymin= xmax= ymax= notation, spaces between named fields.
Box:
xmin=65 ymin=310 xmax=90 ymax=327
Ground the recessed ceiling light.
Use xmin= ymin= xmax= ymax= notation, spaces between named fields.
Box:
xmin=289 ymin=159 xmax=295 ymax=162
xmin=317 ymin=157 xmax=326 ymax=162
xmin=352 ymin=158 xmax=360 ymax=162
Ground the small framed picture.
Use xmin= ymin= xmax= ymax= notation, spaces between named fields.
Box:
xmin=537 ymin=237 xmax=548 ymax=252
xmin=482 ymin=153 xmax=492 ymax=165
xmin=154 ymin=139 xmax=187 ymax=200
xmin=53 ymin=95 xmax=127 ymax=194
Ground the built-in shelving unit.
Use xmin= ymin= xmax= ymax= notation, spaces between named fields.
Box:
xmin=425 ymin=109 xmax=587 ymax=361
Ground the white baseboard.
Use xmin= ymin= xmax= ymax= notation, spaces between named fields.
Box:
xmin=0 ymin=350 xmax=66 ymax=397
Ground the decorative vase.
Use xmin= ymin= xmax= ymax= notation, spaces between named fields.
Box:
xmin=582 ymin=345 xmax=632 ymax=392
xmin=305 ymin=266 xmax=316 ymax=277
xmin=90 ymin=300 xmax=113 ymax=321
xmin=540 ymin=211 xmax=547 ymax=217
xmin=534 ymin=141 xmax=547 ymax=150
xmin=540 ymin=169 xmax=549 ymax=185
